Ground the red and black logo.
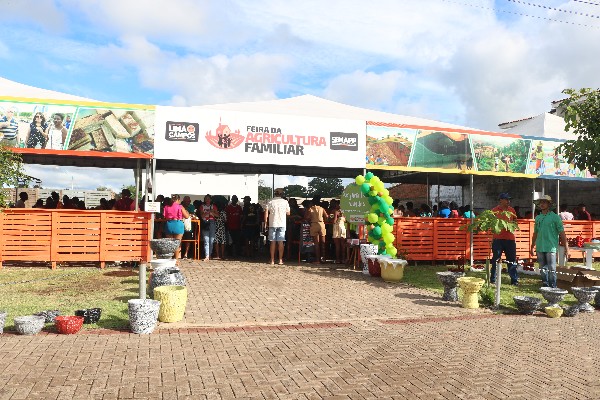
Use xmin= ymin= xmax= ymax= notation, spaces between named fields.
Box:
xmin=205 ymin=120 xmax=245 ymax=150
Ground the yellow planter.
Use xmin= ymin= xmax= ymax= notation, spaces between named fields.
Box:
xmin=457 ymin=277 xmax=484 ymax=309
xmin=545 ymin=306 xmax=563 ymax=318
xmin=380 ymin=259 xmax=408 ymax=283
xmin=153 ymin=285 xmax=188 ymax=323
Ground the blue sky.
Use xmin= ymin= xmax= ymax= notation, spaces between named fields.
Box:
xmin=2 ymin=0 xmax=600 ymax=191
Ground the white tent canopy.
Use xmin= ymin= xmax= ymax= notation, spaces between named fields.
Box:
xmin=0 ymin=77 xmax=94 ymax=102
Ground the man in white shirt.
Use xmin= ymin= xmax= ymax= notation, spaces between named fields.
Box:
xmin=264 ymin=188 xmax=290 ymax=265
xmin=558 ymin=204 xmax=574 ymax=221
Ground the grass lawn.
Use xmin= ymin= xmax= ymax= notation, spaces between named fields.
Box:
xmin=0 ymin=266 xmax=139 ymax=331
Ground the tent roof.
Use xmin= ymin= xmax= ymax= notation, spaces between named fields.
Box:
xmin=0 ymin=77 xmax=94 ymax=102
xmin=198 ymin=94 xmax=478 ymax=131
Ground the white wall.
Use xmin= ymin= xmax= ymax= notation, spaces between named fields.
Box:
xmin=153 ymin=171 xmax=258 ymax=201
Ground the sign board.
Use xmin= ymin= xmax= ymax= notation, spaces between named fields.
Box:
xmin=145 ymin=201 xmax=161 ymax=213
xmin=84 ymin=191 xmax=112 ymax=208
xmin=154 ymin=107 xmax=364 ymax=168
xmin=300 ymin=222 xmax=314 ymax=256
xmin=340 ymin=183 xmax=370 ymax=224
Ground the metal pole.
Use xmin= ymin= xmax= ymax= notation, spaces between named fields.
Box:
xmin=426 ymin=173 xmax=429 ymax=206
xmin=469 ymin=174 xmax=474 ymax=267
xmin=556 ymin=180 xmax=560 ymax=212
xmin=139 ymin=262 xmax=147 ymax=299
xmin=531 ymin=179 xmax=536 ymax=219
xmin=134 ymin=159 xmax=140 ymax=211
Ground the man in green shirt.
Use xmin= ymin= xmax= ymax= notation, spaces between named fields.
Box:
xmin=530 ymin=195 xmax=569 ymax=288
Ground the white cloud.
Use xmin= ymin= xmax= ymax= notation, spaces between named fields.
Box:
xmin=24 ymin=165 xmax=134 ymax=191
xmin=4 ymin=0 xmax=66 ymax=33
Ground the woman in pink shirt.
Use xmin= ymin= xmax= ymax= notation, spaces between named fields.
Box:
xmin=162 ymin=194 xmax=190 ymax=260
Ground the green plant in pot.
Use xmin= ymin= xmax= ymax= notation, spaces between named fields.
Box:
xmin=462 ymin=209 xmax=519 ymax=308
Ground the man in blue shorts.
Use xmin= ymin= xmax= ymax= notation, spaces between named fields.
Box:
xmin=264 ymin=188 xmax=290 ymax=265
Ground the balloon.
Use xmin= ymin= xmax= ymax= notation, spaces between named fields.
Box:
xmin=368 ymin=196 xmax=378 ymax=205
xmin=388 ymin=247 xmax=397 ymax=258
xmin=384 ymin=196 xmax=393 ymax=205
xmin=370 ymin=176 xmax=380 ymax=184
xmin=370 ymin=204 xmax=380 ymax=212
xmin=386 ymin=217 xmax=394 ymax=225
xmin=367 ymin=213 xmax=378 ymax=223
xmin=383 ymin=233 xmax=394 ymax=244
xmin=360 ymin=183 xmax=370 ymax=194
xmin=381 ymin=188 xmax=389 ymax=197
xmin=381 ymin=223 xmax=392 ymax=233
xmin=379 ymin=203 xmax=389 ymax=213
xmin=372 ymin=226 xmax=382 ymax=237
xmin=355 ymin=175 xmax=365 ymax=185
xmin=368 ymin=190 xmax=378 ymax=197
xmin=365 ymin=172 xmax=374 ymax=180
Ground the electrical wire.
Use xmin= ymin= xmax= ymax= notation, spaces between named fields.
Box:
xmin=437 ymin=0 xmax=600 ymax=29
xmin=507 ymin=0 xmax=600 ymax=19
xmin=573 ymin=0 xmax=600 ymax=6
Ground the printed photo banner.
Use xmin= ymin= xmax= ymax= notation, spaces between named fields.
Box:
xmin=154 ymin=106 xmax=364 ymax=168
xmin=366 ymin=121 xmax=596 ymax=181
xmin=0 ymin=97 xmax=155 ymax=158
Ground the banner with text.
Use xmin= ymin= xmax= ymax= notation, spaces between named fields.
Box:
xmin=154 ymin=107 xmax=364 ymax=168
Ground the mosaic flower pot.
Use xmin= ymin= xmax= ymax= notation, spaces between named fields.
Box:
xmin=150 ymin=258 xmax=177 ymax=270
xmin=539 ymin=287 xmax=568 ymax=308
xmin=513 ymin=296 xmax=542 ymax=315
xmin=545 ymin=306 xmax=563 ymax=318
xmin=0 ymin=311 xmax=7 ymax=334
xmin=380 ymin=259 xmax=408 ymax=283
xmin=149 ymin=266 xmax=186 ymax=297
xmin=150 ymin=239 xmax=181 ymax=259
xmin=34 ymin=309 xmax=61 ymax=323
xmin=571 ymin=287 xmax=598 ymax=313
xmin=359 ymin=244 xmax=378 ymax=275
xmin=14 ymin=315 xmax=46 ymax=335
xmin=436 ymin=271 xmax=465 ymax=301
xmin=74 ymin=308 xmax=102 ymax=324
xmin=154 ymin=285 xmax=188 ymax=323
xmin=591 ymin=286 xmax=600 ymax=309
xmin=457 ymin=277 xmax=485 ymax=309
xmin=54 ymin=316 xmax=84 ymax=334
xmin=562 ymin=304 xmax=580 ymax=317
xmin=128 ymin=299 xmax=161 ymax=334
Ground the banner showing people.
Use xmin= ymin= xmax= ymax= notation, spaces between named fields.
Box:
xmin=526 ymin=139 xmax=593 ymax=178
xmin=470 ymin=133 xmax=529 ymax=174
xmin=0 ymin=98 xmax=155 ymax=156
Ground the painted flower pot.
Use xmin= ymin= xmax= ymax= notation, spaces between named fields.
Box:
xmin=457 ymin=277 xmax=485 ymax=309
xmin=14 ymin=315 xmax=46 ymax=335
xmin=380 ymin=259 xmax=408 ymax=283
xmin=436 ymin=271 xmax=465 ymax=301
xmin=359 ymin=244 xmax=378 ymax=275
xmin=149 ymin=266 xmax=186 ymax=297
xmin=0 ymin=311 xmax=7 ymax=334
xmin=154 ymin=285 xmax=188 ymax=323
xmin=34 ymin=310 xmax=61 ymax=323
xmin=150 ymin=239 xmax=181 ymax=259
xmin=54 ymin=316 xmax=84 ymax=334
xmin=544 ymin=306 xmax=563 ymax=318
xmin=74 ymin=308 xmax=102 ymax=324
xmin=591 ymin=286 xmax=600 ymax=309
xmin=562 ymin=304 xmax=580 ymax=317
xmin=513 ymin=296 xmax=542 ymax=315
xmin=128 ymin=299 xmax=161 ymax=334
xmin=150 ymin=258 xmax=177 ymax=270
xmin=366 ymin=255 xmax=388 ymax=277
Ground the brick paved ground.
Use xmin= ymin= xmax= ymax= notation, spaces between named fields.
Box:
xmin=1 ymin=260 xmax=600 ymax=399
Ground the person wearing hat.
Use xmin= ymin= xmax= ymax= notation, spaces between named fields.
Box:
xmin=490 ymin=193 xmax=519 ymax=285
xmin=264 ymin=188 xmax=290 ymax=265
xmin=530 ymin=195 xmax=568 ymax=288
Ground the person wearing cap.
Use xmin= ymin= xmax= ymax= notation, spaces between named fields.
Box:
xmin=264 ymin=188 xmax=290 ymax=265
xmin=490 ymin=193 xmax=519 ymax=285
xmin=530 ymin=195 xmax=568 ymax=288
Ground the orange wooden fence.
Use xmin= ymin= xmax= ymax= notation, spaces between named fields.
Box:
xmin=393 ymin=218 xmax=600 ymax=262
xmin=0 ymin=209 xmax=152 ymax=269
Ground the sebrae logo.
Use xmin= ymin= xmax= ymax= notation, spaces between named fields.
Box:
xmin=330 ymin=132 xmax=358 ymax=151
xmin=165 ymin=121 xmax=199 ymax=142
xmin=205 ymin=119 xmax=245 ymax=150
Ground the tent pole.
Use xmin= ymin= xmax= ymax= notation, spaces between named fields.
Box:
xmin=272 ymin=174 xmax=275 ymax=198
xmin=134 ymin=159 xmax=140 ymax=211
xmin=470 ymin=174 xmax=474 ymax=267
xmin=426 ymin=174 xmax=429 ymax=206
xmin=556 ymin=180 xmax=560 ymax=212
xmin=531 ymin=179 xmax=536 ymax=218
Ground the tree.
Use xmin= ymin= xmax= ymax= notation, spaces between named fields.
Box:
xmin=121 ymin=184 xmax=141 ymax=199
xmin=283 ymin=184 xmax=308 ymax=198
xmin=96 ymin=186 xmax=110 ymax=191
xmin=556 ymin=88 xmax=600 ymax=173
xmin=0 ymin=144 xmax=26 ymax=207
xmin=258 ymin=179 xmax=271 ymax=201
xmin=307 ymin=177 xmax=344 ymax=198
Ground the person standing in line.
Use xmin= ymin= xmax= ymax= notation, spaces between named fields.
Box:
xmin=180 ymin=196 xmax=196 ymax=259
xmin=490 ymin=193 xmax=519 ymax=286
xmin=264 ymin=188 xmax=290 ymax=265
xmin=331 ymin=201 xmax=347 ymax=264
xmin=225 ymin=195 xmax=243 ymax=257
xmin=530 ymin=195 xmax=569 ymax=288
xmin=200 ymin=194 xmax=219 ymax=261
xmin=576 ymin=203 xmax=591 ymax=221
xmin=213 ymin=202 xmax=227 ymax=260
xmin=305 ymin=196 xmax=329 ymax=263
xmin=162 ymin=194 xmax=190 ymax=261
